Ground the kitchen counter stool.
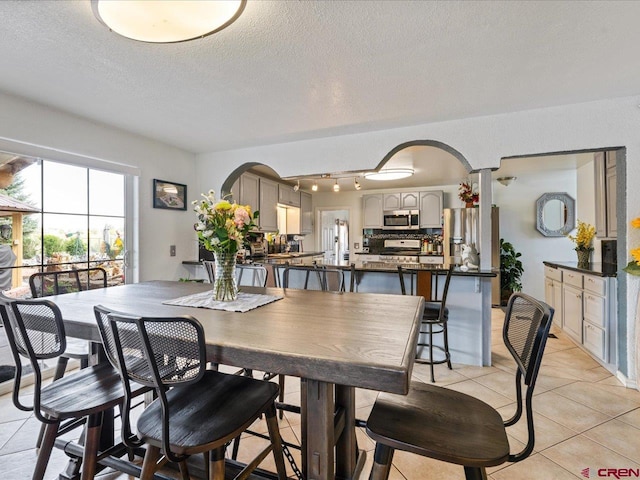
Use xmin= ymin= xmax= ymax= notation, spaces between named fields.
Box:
xmin=398 ymin=264 xmax=454 ymax=382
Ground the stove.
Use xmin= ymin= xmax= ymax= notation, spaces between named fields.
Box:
xmin=378 ymin=239 xmax=421 ymax=264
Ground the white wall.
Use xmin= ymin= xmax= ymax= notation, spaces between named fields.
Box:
xmin=492 ymin=170 xmax=577 ymax=300
xmin=196 ymin=95 xmax=640 ymax=383
xmin=0 ymin=92 xmax=198 ymax=281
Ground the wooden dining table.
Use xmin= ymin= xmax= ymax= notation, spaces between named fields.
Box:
xmin=49 ymin=280 xmax=423 ymax=480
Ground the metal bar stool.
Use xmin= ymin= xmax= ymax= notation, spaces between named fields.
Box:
xmin=398 ymin=264 xmax=454 ymax=382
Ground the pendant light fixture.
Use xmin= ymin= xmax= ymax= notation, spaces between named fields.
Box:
xmin=92 ymin=0 xmax=246 ymax=43
xmin=333 ymin=179 xmax=340 ymax=192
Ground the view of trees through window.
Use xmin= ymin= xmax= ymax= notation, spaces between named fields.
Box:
xmin=0 ymin=154 xmax=126 ymax=298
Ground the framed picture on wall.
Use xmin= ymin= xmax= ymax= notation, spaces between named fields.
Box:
xmin=153 ymin=179 xmax=187 ymax=211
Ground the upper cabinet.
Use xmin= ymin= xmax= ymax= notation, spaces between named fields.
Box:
xmin=383 ymin=192 xmax=418 ymax=210
xmin=300 ymin=191 xmax=313 ymax=234
xmin=595 ymin=151 xmax=617 ymax=238
xmin=278 ymin=184 xmax=301 ymax=207
xmin=259 ymin=178 xmax=279 ymax=232
xmin=363 ymin=194 xmax=383 ymax=228
xmin=419 ymin=191 xmax=443 ymax=228
xmin=239 ymin=172 xmax=259 ymax=214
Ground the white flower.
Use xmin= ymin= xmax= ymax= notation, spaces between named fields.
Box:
xmin=202 ymin=230 xmax=214 ymax=238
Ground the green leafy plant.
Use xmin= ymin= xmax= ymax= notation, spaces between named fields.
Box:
xmin=500 ymin=238 xmax=524 ymax=305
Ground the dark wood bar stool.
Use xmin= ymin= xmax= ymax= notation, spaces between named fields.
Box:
xmin=0 ymin=297 xmax=144 ymax=480
xmin=365 ymin=293 xmax=554 ymax=480
xmin=97 ymin=306 xmax=287 ymax=480
xmin=398 ymin=264 xmax=454 ymax=382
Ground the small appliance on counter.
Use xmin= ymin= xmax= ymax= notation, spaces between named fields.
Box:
xmin=601 ymin=239 xmax=617 ymax=266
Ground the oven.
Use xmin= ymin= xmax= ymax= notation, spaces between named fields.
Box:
xmin=383 ymin=210 xmax=420 ymax=230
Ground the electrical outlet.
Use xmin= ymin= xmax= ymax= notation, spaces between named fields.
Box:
xmin=170 ymin=245 xmax=176 ymax=257
xmin=354 ymin=243 xmax=360 ymax=250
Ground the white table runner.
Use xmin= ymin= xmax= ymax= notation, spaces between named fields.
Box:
xmin=163 ymin=290 xmax=283 ymax=313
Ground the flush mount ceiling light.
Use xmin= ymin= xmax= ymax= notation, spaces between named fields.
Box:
xmin=92 ymin=0 xmax=246 ymax=43
xmin=363 ymin=168 xmax=414 ymax=181
xmin=497 ymin=176 xmax=517 ymax=186
xmin=333 ymin=180 xmax=340 ymax=192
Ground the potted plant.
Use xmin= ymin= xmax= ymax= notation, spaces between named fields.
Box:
xmin=500 ymin=238 xmax=524 ymax=305
xmin=567 ymin=220 xmax=595 ymax=268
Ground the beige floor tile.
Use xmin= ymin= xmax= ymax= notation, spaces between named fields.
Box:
xmin=495 ymin=404 xmax=578 ymax=451
xmin=444 ymin=379 xmax=513 ymax=410
xmin=411 ymin=362 xmax=467 ymax=385
xmin=391 ymin=448 xmax=467 ymax=479
xmin=543 ymin=348 xmax=601 ymax=370
xmin=455 ymin=364 xmax=504 ymax=380
xmin=532 ymin=372 xmax=577 ymax=395
xmin=542 ymin=435 xmax=640 ymax=476
xmin=473 ymin=370 xmax=518 ymax=400
xmin=491 ymin=453 xmax=579 ymax=480
xmin=617 ymin=407 xmax=640 ymax=429
xmin=0 ymin=418 xmax=25 ymax=451
xmin=583 ymin=418 xmax=640 ymax=463
xmin=533 ymin=391 xmax=610 ymax=433
xmin=553 ymin=382 xmax=640 ymax=416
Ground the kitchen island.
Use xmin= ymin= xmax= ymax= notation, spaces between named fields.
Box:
xmin=183 ymin=258 xmax=495 ymax=366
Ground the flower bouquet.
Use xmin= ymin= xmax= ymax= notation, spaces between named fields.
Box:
xmin=624 ymin=217 xmax=640 ymax=276
xmin=568 ymin=220 xmax=595 ymax=267
xmin=193 ymin=191 xmax=258 ymax=301
xmin=458 ymin=181 xmax=479 ymax=207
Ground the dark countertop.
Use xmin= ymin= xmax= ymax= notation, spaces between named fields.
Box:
xmin=183 ymin=259 xmax=495 ymax=277
xmin=543 ymin=261 xmax=618 ymax=277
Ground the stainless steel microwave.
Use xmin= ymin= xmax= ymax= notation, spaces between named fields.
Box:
xmin=382 ymin=210 xmax=420 ymax=230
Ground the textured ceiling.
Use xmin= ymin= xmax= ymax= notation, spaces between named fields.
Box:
xmin=0 ymin=1 xmax=639 ymax=155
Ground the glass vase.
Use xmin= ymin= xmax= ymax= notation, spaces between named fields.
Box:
xmin=213 ymin=251 xmax=238 ymax=302
xmin=576 ymin=249 xmax=591 ymax=269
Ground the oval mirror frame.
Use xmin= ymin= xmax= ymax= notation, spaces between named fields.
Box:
xmin=535 ymin=192 xmax=576 ymax=237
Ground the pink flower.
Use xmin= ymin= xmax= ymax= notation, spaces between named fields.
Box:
xmin=234 ymin=206 xmax=250 ymax=228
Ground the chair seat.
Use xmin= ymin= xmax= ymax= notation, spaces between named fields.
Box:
xmin=422 ymin=302 xmax=448 ymax=322
xmin=366 ymin=381 xmax=509 ymax=468
xmin=40 ymin=362 xmax=146 ymax=419
xmin=137 ymin=370 xmax=280 ymax=455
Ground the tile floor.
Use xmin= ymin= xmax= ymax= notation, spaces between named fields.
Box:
xmin=1 ymin=308 xmax=639 ymax=479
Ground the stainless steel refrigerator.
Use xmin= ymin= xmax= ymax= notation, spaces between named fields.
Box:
xmin=443 ymin=207 xmax=500 ymax=305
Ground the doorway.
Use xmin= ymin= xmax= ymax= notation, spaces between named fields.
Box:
xmin=317 ymin=208 xmax=350 ymax=265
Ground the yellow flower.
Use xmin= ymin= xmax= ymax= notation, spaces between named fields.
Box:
xmin=214 ymin=200 xmax=232 ymax=211
xmin=631 ymin=217 xmax=640 ymax=229
xmin=631 ymin=247 xmax=640 ymax=265
xmin=568 ymin=220 xmax=595 ymax=250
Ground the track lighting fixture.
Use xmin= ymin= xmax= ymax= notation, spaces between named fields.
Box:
xmin=354 ymin=177 xmax=362 ymax=190
xmin=312 ymin=182 xmax=318 ymax=192
xmin=333 ymin=179 xmax=340 ymax=192
xmin=293 ymin=180 xmax=300 ymax=192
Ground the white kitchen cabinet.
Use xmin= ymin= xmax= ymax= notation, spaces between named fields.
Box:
xmin=594 ymin=150 xmax=617 ymax=238
xmin=300 ymin=191 xmax=313 ymax=234
xmin=562 ymin=283 xmax=583 ymax=343
xmin=545 ymin=263 xmax=617 ymax=368
xmin=278 ymin=184 xmax=301 ymax=207
xmin=259 ymin=178 xmax=278 ymax=232
xmin=363 ymin=194 xmax=383 ymax=228
xmin=419 ymin=191 xmax=443 ymax=228
xmin=239 ymin=172 xmax=260 ymax=214
xmin=383 ymin=192 xmax=418 ymax=210
xmin=544 ymin=266 xmax=563 ymax=328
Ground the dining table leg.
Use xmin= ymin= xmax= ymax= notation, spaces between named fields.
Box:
xmin=302 ymin=379 xmax=335 ymax=480
xmin=335 ymin=385 xmax=360 ymax=480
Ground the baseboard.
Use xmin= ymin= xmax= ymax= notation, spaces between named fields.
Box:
xmin=616 ymin=370 xmax=638 ymax=390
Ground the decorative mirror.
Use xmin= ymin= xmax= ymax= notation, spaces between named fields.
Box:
xmin=535 ymin=192 xmax=575 ymax=237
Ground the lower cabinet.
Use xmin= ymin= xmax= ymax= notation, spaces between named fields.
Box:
xmin=545 ymin=264 xmax=616 ymax=366
xmin=562 ymin=284 xmax=583 ymax=343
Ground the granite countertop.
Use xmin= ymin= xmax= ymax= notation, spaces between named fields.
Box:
xmin=543 ymin=261 xmax=618 ymax=277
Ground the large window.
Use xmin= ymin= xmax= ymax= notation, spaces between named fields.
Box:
xmin=0 ymin=155 xmax=127 ymax=298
